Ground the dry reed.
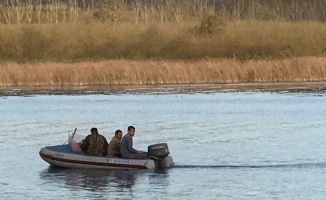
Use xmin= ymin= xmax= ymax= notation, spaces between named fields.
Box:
xmin=1 ymin=57 xmax=326 ymax=86
xmin=1 ymin=20 xmax=326 ymax=61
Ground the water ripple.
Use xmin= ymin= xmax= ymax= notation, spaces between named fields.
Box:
xmin=174 ymin=162 xmax=326 ymax=169
xmin=1 ymin=93 xmax=326 ymax=199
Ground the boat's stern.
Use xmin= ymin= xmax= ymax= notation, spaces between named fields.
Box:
xmin=147 ymin=143 xmax=174 ymax=169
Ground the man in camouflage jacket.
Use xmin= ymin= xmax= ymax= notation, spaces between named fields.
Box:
xmin=79 ymin=127 xmax=108 ymax=156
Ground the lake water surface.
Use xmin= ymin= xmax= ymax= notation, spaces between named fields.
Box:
xmin=1 ymin=91 xmax=326 ymax=199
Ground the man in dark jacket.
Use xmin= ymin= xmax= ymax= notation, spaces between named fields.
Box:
xmin=120 ymin=126 xmax=147 ymax=159
xmin=79 ymin=127 xmax=108 ymax=156
xmin=107 ymin=129 xmax=123 ymax=157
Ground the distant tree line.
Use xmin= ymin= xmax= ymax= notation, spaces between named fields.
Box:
xmin=1 ymin=0 xmax=326 ymax=24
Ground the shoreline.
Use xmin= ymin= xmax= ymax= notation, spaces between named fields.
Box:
xmin=1 ymin=82 xmax=326 ymax=96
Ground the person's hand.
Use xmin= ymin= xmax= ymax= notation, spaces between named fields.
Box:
xmin=138 ymin=150 xmax=143 ymax=153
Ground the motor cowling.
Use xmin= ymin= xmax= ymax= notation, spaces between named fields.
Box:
xmin=148 ymin=143 xmax=170 ymax=158
xmin=147 ymin=143 xmax=171 ymax=169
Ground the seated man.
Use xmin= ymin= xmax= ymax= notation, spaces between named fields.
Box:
xmin=120 ymin=126 xmax=147 ymax=159
xmin=79 ymin=127 xmax=108 ymax=156
xmin=107 ymin=129 xmax=123 ymax=158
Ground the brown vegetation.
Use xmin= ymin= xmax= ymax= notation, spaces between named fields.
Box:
xmin=1 ymin=20 xmax=326 ymax=61
xmin=1 ymin=0 xmax=326 ymax=86
xmin=2 ymin=0 xmax=326 ymax=24
xmin=1 ymin=0 xmax=326 ymax=61
xmin=1 ymin=57 xmax=326 ymax=86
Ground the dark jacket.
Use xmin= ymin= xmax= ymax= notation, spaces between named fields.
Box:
xmin=107 ymin=137 xmax=121 ymax=157
xmin=79 ymin=133 xmax=108 ymax=156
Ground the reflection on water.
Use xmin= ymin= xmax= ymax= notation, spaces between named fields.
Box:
xmin=39 ymin=168 xmax=138 ymax=192
xmin=39 ymin=167 xmax=170 ymax=199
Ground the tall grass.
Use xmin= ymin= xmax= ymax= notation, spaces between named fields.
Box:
xmin=1 ymin=1 xmax=326 ymax=61
xmin=1 ymin=20 xmax=326 ymax=61
xmin=1 ymin=57 xmax=326 ymax=86
xmin=2 ymin=1 xmax=326 ymax=86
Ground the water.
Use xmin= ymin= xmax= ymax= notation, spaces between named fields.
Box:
xmin=1 ymin=91 xmax=326 ymax=199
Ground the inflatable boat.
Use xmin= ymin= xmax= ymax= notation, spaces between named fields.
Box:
xmin=39 ymin=130 xmax=174 ymax=170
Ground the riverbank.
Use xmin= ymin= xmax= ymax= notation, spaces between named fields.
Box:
xmin=1 ymin=82 xmax=326 ymax=97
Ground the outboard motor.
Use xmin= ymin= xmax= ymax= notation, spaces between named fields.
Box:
xmin=148 ymin=143 xmax=170 ymax=169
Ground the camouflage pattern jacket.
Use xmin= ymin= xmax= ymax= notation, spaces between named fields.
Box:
xmin=79 ymin=133 xmax=108 ymax=156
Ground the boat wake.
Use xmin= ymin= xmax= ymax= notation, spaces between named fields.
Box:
xmin=174 ymin=162 xmax=326 ymax=169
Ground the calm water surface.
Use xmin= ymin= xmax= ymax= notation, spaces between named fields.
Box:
xmin=0 ymin=92 xmax=326 ymax=199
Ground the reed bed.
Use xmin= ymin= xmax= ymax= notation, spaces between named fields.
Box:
xmin=1 ymin=20 xmax=326 ymax=61
xmin=1 ymin=57 xmax=326 ymax=86
xmin=1 ymin=2 xmax=326 ymax=87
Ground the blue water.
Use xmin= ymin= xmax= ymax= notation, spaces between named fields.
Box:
xmin=0 ymin=91 xmax=326 ymax=199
